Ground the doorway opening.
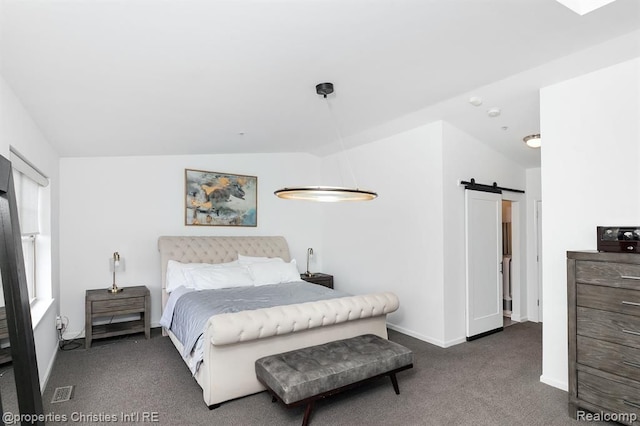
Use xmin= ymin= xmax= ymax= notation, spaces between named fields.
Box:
xmin=502 ymin=200 xmax=514 ymax=327
xmin=501 ymin=196 xmax=524 ymax=327
xmin=463 ymin=180 xmax=525 ymax=340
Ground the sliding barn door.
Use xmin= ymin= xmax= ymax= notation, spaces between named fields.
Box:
xmin=465 ymin=189 xmax=503 ymax=340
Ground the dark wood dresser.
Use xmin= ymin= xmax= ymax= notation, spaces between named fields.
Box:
xmin=567 ymin=251 xmax=640 ymax=425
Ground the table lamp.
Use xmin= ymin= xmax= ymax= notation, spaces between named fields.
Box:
xmin=109 ymin=251 xmax=124 ymax=293
xmin=305 ymin=248 xmax=314 ymax=277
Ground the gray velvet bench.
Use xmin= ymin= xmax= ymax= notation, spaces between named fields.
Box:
xmin=255 ymin=334 xmax=413 ymax=426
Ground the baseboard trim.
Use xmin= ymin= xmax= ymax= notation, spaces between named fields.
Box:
xmin=540 ymin=374 xmax=568 ymax=391
xmin=511 ymin=314 xmax=527 ymax=322
xmin=41 ymin=347 xmax=59 ymax=392
xmin=386 ymin=323 xmax=465 ymax=348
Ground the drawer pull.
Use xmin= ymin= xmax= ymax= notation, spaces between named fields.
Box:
xmin=623 ymin=360 xmax=640 ymax=369
xmin=623 ymin=399 xmax=640 ymax=410
xmin=621 ymin=275 xmax=640 ymax=281
xmin=622 ymin=329 xmax=640 ymax=337
xmin=622 ymin=300 xmax=640 ymax=307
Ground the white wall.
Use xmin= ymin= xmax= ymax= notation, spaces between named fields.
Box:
xmin=0 ymin=76 xmax=60 ymax=389
xmin=320 ymin=122 xmax=446 ymax=344
xmin=320 ymin=120 xmax=529 ymax=347
xmin=59 ymin=153 xmax=324 ymax=337
xmin=441 ymin=122 xmax=527 ymax=343
xmin=540 ymin=57 xmax=639 ymax=390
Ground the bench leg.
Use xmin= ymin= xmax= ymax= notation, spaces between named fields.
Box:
xmin=389 ymin=372 xmax=400 ymax=395
xmin=302 ymin=400 xmax=315 ymax=426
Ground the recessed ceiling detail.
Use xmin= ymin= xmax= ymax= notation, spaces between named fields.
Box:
xmin=468 ymin=96 xmax=483 ymax=107
xmin=487 ymin=108 xmax=501 ymax=118
xmin=555 ymin=0 xmax=617 ymax=15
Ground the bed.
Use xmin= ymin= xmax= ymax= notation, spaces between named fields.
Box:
xmin=158 ymin=235 xmax=399 ymax=408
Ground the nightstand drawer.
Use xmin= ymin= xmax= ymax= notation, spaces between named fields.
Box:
xmin=577 ymin=370 xmax=640 ymax=422
xmin=578 ymin=335 xmax=640 ymax=382
xmin=578 ymin=284 xmax=640 ymax=317
xmin=92 ymin=296 xmax=145 ymax=316
xmin=577 ymin=307 xmax=640 ymax=349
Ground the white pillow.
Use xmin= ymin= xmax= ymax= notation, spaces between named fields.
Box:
xmin=165 ymin=260 xmax=238 ymax=292
xmin=166 ymin=260 xmax=205 ymax=292
xmin=249 ymin=260 xmax=300 ymax=286
xmin=237 ymin=254 xmax=284 ymax=264
xmin=186 ymin=264 xmax=254 ymax=290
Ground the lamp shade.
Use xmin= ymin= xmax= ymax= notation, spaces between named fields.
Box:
xmin=109 ymin=255 xmax=125 ymax=272
xmin=274 ymin=186 xmax=378 ymax=202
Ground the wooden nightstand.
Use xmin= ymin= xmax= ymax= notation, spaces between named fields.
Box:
xmin=85 ymin=285 xmax=150 ymax=349
xmin=300 ymin=273 xmax=334 ymax=289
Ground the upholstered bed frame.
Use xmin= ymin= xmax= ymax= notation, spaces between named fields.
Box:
xmin=158 ymin=235 xmax=399 ymax=407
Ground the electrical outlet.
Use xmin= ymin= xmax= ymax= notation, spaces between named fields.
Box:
xmin=55 ymin=316 xmax=63 ymax=330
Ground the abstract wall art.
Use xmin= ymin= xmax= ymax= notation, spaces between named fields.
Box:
xmin=185 ymin=169 xmax=257 ymax=227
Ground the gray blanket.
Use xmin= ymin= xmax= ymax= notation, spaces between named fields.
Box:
xmin=169 ymin=282 xmax=349 ymax=358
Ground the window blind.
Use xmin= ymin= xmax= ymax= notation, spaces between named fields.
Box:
xmin=9 ymin=149 xmax=48 ymax=235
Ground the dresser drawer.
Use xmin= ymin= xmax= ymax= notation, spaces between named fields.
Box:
xmin=577 ymin=307 xmax=640 ymax=349
xmin=578 ymin=335 xmax=640 ymax=382
xmin=578 ymin=284 xmax=640 ymax=317
xmin=92 ymin=296 xmax=145 ymax=316
xmin=577 ymin=370 xmax=640 ymax=424
xmin=576 ymin=261 xmax=640 ymax=289
xmin=0 ymin=307 xmax=7 ymax=339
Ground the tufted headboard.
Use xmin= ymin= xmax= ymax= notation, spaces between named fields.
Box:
xmin=157 ymin=236 xmax=291 ymax=310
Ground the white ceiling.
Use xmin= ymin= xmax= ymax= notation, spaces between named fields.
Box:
xmin=1 ymin=0 xmax=639 ymax=168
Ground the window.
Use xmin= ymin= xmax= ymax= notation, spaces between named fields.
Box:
xmin=10 ymin=149 xmax=49 ymax=303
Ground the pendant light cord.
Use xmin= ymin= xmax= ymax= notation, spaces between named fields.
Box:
xmin=324 ymin=97 xmax=360 ymax=190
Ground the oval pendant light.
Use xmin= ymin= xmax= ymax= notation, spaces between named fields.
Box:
xmin=274 ymin=83 xmax=378 ymax=202
xmin=274 ymin=186 xmax=377 ymax=202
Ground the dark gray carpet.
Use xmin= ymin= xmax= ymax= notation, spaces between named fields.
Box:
xmin=5 ymin=323 xmax=609 ymax=425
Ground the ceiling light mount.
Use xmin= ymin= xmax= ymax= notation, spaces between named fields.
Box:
xmin=523 ymin=133 xmax=541 ymax=148
xmin=274 ymin=82 xmax=378 ymax=202
xmin=316 ymin=82 xmax=334 ymax=98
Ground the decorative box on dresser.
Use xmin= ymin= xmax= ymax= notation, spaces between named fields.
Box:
xmin=567 ymin=251 xmax=640 ymax=425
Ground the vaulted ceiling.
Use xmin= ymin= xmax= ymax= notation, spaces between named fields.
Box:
xmin=1 ymin=0 xmax=639 ymax=168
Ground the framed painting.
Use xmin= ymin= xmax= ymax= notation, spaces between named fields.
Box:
xmin=185 ymin=169 xmax=257 ymax=227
